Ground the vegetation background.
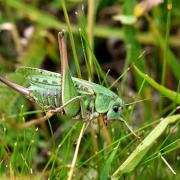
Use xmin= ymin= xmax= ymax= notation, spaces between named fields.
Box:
xmin=0 ymin=0 xmax=179 ymax=179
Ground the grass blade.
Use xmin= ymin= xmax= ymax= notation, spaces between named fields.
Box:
xmin=133 ymin=66 xmax=180 ymax=104
xmin=100 ymin=140 xmax=120 ymax=180
xmin=112 ymin=114 xmax=180 ymax=179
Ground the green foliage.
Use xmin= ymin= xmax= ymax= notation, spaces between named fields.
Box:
xmin=0 ymin=0 xmax=179 ymax=179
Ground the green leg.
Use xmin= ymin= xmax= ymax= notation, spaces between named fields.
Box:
xmin=58 ymin=31 xmax=80 ymax=117
xmin=50 ymin=96 xmax=81 ymax=113
xmin=79 ymin=97 xmax=87 ymax=119
xmin=79 ymin=95 xmax=99 ymax=121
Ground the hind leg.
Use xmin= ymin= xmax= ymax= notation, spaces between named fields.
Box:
xmin=4 ymin=96 xmax=82 ymax=129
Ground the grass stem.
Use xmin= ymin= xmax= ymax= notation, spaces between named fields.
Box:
xmin=61 ymin=0 xmax=82 ymax=78
xmin=67 ymin=122 xmax=87 ymax=180
xmin=87 ymin=0 xmax=95 ymax=80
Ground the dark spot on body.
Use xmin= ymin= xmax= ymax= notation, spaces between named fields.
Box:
xmin=52 ymin=81 xmax=58 ymax=85
xmin=43 ymin=79 xmax=48 ymax=83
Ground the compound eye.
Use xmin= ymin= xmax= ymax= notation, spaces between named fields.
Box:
xmin=113 ymin=106 xmax=119 ymax=113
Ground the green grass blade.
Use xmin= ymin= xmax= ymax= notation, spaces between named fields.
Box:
xmin=161 ymin=0 xmax=172 ymax=85
xmin=133 ymin=66 xmax=180 ymax=104
xmin=111 ymin=114 xmax=180 ymax=179
xmin=61 ymin=0 xmax=82 ymax=78
xmin=100 ymin=140 xmax=120 ymax=180
xmin=6 ymin=0 xmax=62 ymax=29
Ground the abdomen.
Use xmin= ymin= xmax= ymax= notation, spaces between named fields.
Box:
xmin=29 ymin=85 xmax=61 ymax=109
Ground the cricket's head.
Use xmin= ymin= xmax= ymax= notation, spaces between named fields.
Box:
xmin=106 ymin=98 xmax=125 ymax=122
xmin=105 ymin=98 xmax=140 ymax=138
